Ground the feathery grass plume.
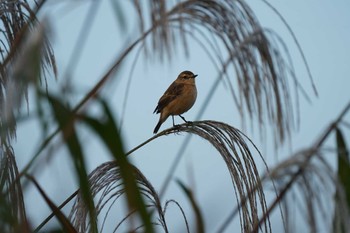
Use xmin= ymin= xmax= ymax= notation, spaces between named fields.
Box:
xmin=132 ymin=0 xmax=305 ymax=145
xmin=250 ymin=102 xmax=350 ymax=232
xmin=157 ymin=120 xmax=271 ymax=233
xmin=262 ymin=150 xmax=350 ymax=233
xmin=0 ymin=145 xmax=29 ymax=233
xmin=0 ymin=0 xmax=56 ymax=144
xmin=69 ymin=161 xmax=168 ymax=233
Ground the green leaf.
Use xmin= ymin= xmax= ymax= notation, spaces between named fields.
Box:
xmin=336 ymin=128 xmax=350 ymax=205
xmin=333 ymin=128 xmax=350 ymax=233
xmin=46 ymin=93 xmax=97 ymax=233
xmin=80 ymin=98 xmax=154 ymax=233
xmin=44 ymin=229 xmax=68 ymax=233
xmin=177 ymin=179 xmax=205 ymax=233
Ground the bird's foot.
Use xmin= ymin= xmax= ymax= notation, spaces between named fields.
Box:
xmin=172 ymin=124 xmax=182 ymax=134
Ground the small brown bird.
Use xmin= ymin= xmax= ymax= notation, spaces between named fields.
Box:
xmin=153 ymin=70 xmax=198 ymax=134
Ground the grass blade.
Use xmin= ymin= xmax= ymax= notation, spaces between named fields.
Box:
xmin=336 ymin=128 xmax=350 ymax=199
xmin=176 ymin=179 xmax=205 ymax=233
xmin=333 ymin=128 xmax=350 ymax=233
xmin=46 ymin=93 xmax=97 ymax=233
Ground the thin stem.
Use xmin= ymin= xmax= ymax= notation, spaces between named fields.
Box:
xmin=62 ymin=0 xmax=101 ymax=83
xmin=126 ymin=133 xmax=164 ymax=157
xmin=34 ymin=190 xmax=79 ymax=233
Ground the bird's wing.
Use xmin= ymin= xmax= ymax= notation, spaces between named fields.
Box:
xmin=154 ymin=82 xmax=185 ymax=114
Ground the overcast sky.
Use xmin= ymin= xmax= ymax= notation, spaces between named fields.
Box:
xmin=13 ymin=1 xmax=350 ymax=232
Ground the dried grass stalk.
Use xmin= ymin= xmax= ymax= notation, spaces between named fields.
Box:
xmin=265 ymin=151 xmax=350 ymax=233
xmin=69 ymin=161 xmax=168 ymax=233
xmin=0 ymin=145 xmax=29 ymax=233
xmin=163 ymin=120 xmax=271 ymax=233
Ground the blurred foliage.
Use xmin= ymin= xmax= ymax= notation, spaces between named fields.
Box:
xmin=177 ymin=180 xmax=205 ymax=233
xmin=333 ymin=128 xmax=350 ymax=233
xmin=0 ymin=0 xmax=56 ymax=144
xmin=46 ymin=93 xmax=98 ymax=233
xmin=336 ymin=129 xmax=350 ymax=206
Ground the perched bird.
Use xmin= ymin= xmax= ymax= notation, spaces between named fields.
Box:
xmin=153 ymin=70 xmax=198 ymax=134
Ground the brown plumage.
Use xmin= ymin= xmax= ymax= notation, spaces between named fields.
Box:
xmin=153 ymin=71 xmax=198 ymax=134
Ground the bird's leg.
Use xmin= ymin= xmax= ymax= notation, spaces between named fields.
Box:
xmin=179 ymin=115 xmax=187 ymax=123
xmin=179 ymin=115 xmax=193 ymax=124
xmin=172 ymin=115 xmax=176 ymax=127
xmin=172 ymin=115 xmax=181 ymax=130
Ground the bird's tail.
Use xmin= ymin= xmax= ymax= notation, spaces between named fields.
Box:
xmin=153 ymin=120 xmax=163 ymax=134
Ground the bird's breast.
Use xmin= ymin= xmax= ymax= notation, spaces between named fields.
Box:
xmin=165 ymin=84 xmax=197 ymax=115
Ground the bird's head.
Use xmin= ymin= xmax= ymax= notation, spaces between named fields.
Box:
xmin=177 ymin=70 xmax=198 ymax=84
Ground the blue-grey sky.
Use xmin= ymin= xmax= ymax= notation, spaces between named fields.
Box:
xmin=13 ymin=1 xmax=350 ymax=232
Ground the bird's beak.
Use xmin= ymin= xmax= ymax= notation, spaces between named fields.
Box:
xmin=193 ymin=74 xmax=198 ymax=78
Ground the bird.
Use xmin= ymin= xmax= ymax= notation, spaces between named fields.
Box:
xmin=153 ymin=70 xmax=198 ymax=134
